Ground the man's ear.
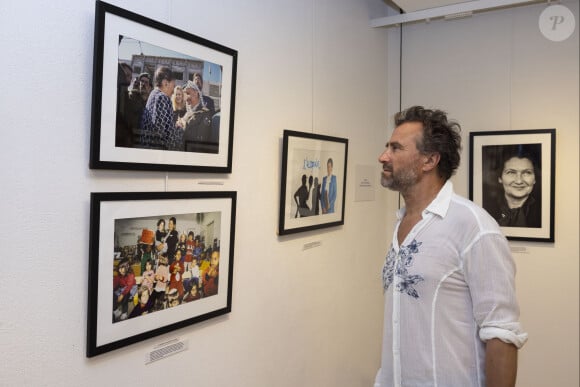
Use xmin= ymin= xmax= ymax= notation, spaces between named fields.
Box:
xmin=422 ymin=153 xmax=440 ymax=172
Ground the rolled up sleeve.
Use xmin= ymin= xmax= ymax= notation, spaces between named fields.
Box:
xmin=463 ymin=231 xmax=528 ymax=349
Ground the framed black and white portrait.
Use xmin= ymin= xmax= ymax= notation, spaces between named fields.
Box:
xmin=469 ymin=129 xmax=555 ymax=242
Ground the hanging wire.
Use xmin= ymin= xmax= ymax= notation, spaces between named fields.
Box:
xmin=398 ymin=10 xmax=403 ymax=210
xmin=311 ymin=0 xmax=316 ymax=133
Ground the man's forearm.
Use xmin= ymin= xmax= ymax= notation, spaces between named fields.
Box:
xmin=485 ymin=338 xmax=518 ymax=387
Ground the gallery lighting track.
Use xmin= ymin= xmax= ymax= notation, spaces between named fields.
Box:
xmin=370 ymin=0 xmax=545 ymax=27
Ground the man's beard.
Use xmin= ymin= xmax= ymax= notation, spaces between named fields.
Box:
xmin=380 ymin=165 xmax=418 ymax=192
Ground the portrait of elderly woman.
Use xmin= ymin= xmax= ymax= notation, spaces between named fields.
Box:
xmin=482 ymin=144 xmax=542 ymax=228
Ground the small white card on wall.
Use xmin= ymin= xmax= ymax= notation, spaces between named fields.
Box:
xmin=146 ymin=338 xmax=188 ymax=364
xmin=354 ymin=164 xmax=376 ymax=202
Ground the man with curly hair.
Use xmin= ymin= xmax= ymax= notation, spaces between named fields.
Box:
xmin=375 ymin=106 xmax=527 ymax=387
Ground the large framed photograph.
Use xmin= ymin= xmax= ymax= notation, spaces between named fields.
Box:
xmin=87 ymin=191 xmax=236 ymax=357
xmin=278 ymin=130 xmax=348 ymax=235
xmin=469 ymin=129 xmax=555 ymax=242
xmin=90 ymin=1 xmax=237 ymax=173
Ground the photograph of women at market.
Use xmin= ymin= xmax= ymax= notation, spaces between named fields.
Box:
xmin=115 ymin=36 xmax=222 ymax=153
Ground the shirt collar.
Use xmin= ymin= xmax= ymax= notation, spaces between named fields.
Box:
xmin=395 ymin=180 xmax=453 ymax=220
xmin=426 ymin=180 xmax=453 ymax=218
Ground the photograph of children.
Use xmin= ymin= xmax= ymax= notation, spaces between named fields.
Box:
xmin=116 ymin=35 xmax=222 ymax=154
xmin=112 ymin=211 xmax=222 ymax=323
xmin=481 ymin=143 xmax=542 ymax=228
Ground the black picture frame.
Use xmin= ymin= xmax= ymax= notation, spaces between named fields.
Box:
xmin=278 ymin=130 xmax=348 ymax=235
xmin=90 ymin=1 xmax=237 ymax=173
xmin=469 ymin=129 xmax=555 ymax=242
xmin=87 ymin=191 xmax=236 ymax=357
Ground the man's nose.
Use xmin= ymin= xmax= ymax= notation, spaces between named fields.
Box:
xmin=378 ymin=149 xmax=390 ymax=163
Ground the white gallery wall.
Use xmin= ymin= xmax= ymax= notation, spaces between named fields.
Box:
xmin=0 ymin=0 xmax=392 ymax=386
xmin=1 ymin=0 xmax=578 ymax=386
xmin=384 ymin=1 xmax=579 ymax=386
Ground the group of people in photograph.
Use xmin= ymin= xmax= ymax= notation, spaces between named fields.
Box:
xmin=113 ymin=217 xmax=221 ymax=323
xmin=293 ymin=157 xmax=337 ymax=217
xmin=116 ymin=63 xmax=219 ymax=152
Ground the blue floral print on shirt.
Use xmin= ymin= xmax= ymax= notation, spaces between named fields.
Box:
xmin=382 ymin=239 xmax=424 ymax=299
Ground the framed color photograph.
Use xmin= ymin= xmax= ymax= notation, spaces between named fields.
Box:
xmin=469 ymin=129 xmax=555 ymax=242
xmin=278 ymin=130 xmax=348 ymax=235
xmin=90 ymin=1 xmax=237 ymax=172
xmin=87 ymin=191 xmax=236 ymax=357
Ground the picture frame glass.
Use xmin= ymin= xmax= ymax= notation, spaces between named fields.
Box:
xmin=88 ymin=192 xmax=236 ymax=357
xmin=91 ymin=2 xmax=237 ymax=172
xmin=279 ymin=130 xmax=348 ymax=235
xmin=470 ymin=129 xmax=555 ymax=242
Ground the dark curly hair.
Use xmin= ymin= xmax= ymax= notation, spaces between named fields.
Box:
xmin=394 ymin=106 xmax=462 ymax=180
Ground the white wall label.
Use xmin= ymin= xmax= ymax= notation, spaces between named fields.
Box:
xmin=146 ymin=338 xmax=188 ymax=364
xmin=354 ymin=164 xmax=376 ymax=202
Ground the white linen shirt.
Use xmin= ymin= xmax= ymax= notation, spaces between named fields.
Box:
xmin=375 ymin=181 xmax=527 ymax=387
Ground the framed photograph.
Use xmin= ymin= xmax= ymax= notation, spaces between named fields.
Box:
xmin=90 ymin=1 xmax=237 ymax=173
xmin=469 ymin=129 xmax=555 ymax=242
xmin=87 ymin=191 xmax=236 ymax=357
xmin=278 ymin=130 xmax=348 ymax=235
